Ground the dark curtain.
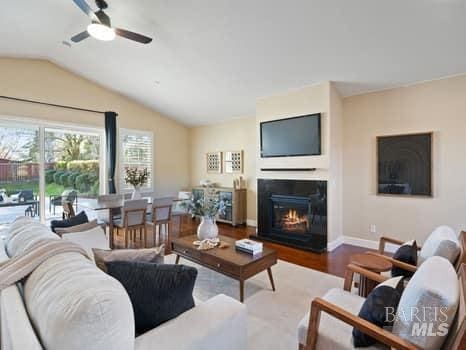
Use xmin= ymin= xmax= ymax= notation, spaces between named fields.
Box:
xmin=105 ymin=111 xmax=118 ymax=194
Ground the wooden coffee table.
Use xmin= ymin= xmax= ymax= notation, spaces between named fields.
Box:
xmin=350 ymin=253 xmax=392 ymax=297
xmin=171 ymin=235 xmax=277 ymax=302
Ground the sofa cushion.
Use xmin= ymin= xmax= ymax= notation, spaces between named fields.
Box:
xmin=54 ymin=219 xmax=99 ymax=235
xmin=297 ymin=288 xmax=386 ymax=349
xmin=418 ymin=226 xmax=460 ymax=265
xmin=23 ymin=252 xmax=134 ymax=350
xmin=6 ymin=221 xmax=59 ymax=258
xmin=353 ymin=276 xmax=404 ymax=347
xmin=0 ymin=238 xmax=43 ymax=350
xmin=391 ymin=240 xmax=417 ymax=278
xmin=393 ymin=256 xmax=459 ymax=350
xmin=106 ymin=261 xmax=197 ymax=335
xmin=50 ymin=211 xmax=88 ymax=233
xmin=93 ymin=245 xmax=164 ymax=272
xmin=62 ymin=226 xmax=109 ymax=260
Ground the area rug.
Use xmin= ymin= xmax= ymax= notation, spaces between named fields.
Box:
xmin=164 ymin=254 xmax=343 ymax=349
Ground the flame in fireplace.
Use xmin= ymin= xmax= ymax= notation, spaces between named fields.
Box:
xmin=285 ymin=209 xmax=307 ymax=224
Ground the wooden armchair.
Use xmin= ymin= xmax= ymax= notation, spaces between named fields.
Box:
xmin=369 ymin=230 xmax=466 ymax=273
xmin=299 ymin=263 xmax=466 ymax=350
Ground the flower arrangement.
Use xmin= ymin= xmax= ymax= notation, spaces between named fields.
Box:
xmin=183 ymin=187 xmax=227 ymax=218
xmin=124 ymin=167 xmax=149 ymax=188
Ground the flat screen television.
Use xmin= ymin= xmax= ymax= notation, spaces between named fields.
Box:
xmin=260 ymin=113 xmax=321 ymax=157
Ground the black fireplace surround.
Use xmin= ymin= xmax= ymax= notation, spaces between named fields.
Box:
xmin=255 ymin=179 xmax=327 ymax=252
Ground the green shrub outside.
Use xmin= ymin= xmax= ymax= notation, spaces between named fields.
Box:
xmin=91 ymin=181 xmax=100 ymax=196
xmin=56 ymin=161 xmax=67 ymax=170
xmin=53 ymin=171 xmax=65 ymax=184
xmin=75 ymin=173 xmax=90 ymax=192
xmin=59 ymin=172 xmax=72 ymax=186
xmin=50 ymin=161 xmax=99 ymax=194
xmin=67 ymin=172 xmax=80 ymax=188
xmin=45 ymin=169 xmax=56 ymax=184
xmin=67 ymin=160 xmax=99 ymax=173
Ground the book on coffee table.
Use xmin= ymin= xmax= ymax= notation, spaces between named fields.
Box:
xmin=235 ymin=239 xmax=263 ymax=255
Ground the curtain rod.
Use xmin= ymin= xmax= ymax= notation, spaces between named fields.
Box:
xmin=0 ymin=95 xmax=107 ymax=115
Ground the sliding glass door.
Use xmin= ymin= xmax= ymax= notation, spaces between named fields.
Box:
xmin=0 ymin=118 xmax=104 ymax=226
xmin=44 ymin=128 xmax=102 ymax=220
xmin=0 ymin=124 xmax=40 ymax=227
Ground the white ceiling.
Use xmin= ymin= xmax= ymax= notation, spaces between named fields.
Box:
xmin=1 ymin=0 xmax=466 ymax=126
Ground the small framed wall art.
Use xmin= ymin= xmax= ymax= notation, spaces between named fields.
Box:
xmin=377 ymin=132 xmax=432 ymax=196
xmin=224 ymin=150 xmax=243 ymax=174
xmin=206 ymin=152 xmax=222 ymax=173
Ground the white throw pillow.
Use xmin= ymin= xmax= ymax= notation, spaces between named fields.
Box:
xmin=393 ymin=256 xmax=459 ymax=350
xmin=418 ymin=226 xmax=459 ymax=264
xmin=62 ymin=226 xmax=109 ymax=260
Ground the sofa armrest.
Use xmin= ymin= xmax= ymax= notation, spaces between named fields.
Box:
xmin=134 ymin=294 xmax=247 ymax=350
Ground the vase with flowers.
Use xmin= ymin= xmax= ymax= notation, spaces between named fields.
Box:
xmin=183 ymin=187 xmax=226 ymax=240
xmin=124 ymin=167 xmax=149 ymax=199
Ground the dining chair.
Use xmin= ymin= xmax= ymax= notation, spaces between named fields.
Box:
xmin=97 ymin=194 xmax=123 ymax=224
xmin=147 ymin=197 xmax=173 ymax=247
xmin=113 ymin=199 xmax=148 ymax=248
xmin=62 ymin=200 xmax=75 ymax=219
xmin=171 ymin=191 xmax=192 ymax=235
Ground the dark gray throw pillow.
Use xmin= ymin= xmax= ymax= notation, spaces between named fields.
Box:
xmin=50 ymin=211 xmax=89 ymax=233
xmin=391 ymin=240 xmax=417 ymax=278
xmin=353 ymin=276 xmax=404 ymax=347
xmin=106 ymin=261 xmax=197 ymax=334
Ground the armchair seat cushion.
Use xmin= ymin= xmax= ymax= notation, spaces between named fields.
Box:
xmin=297 ymin=288 xmax=387 ymax=349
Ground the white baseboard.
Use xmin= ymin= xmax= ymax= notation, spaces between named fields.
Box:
xmin=327 ymin=235 xmax=398 ymax=253
xmin=327 ymin=236 xmax=345 ymax=251
xmin=246 ymin=219 xmax=257 ymax=227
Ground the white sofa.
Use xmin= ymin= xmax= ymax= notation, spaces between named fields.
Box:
xmin=0 ymin=218 xmax=247 ymax=350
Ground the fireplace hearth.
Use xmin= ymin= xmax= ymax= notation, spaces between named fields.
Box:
xmin=255 ymin=179 xmax=327 ymax=252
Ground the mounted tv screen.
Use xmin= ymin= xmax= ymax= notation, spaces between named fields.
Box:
xmin=260 ymin=113 xmax=321 ymax=158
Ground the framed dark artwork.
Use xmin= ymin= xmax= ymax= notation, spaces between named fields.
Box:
xmin=377 ymin=132 xmax=432 ymax=196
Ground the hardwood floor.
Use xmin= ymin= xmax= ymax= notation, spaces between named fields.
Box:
xmin=112 ymin=216 xmax=374 ymax=278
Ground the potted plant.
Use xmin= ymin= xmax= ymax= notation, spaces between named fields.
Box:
xmin=183 ymin=187 xmax=226 ymax=240
xmin=124 ymin=167 xmax=149 ymax=199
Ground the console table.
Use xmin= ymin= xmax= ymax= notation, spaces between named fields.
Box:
xmin=192 ymin=187 xmax=247 ymax=226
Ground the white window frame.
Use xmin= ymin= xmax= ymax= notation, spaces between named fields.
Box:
xmin=119 ymin=128 xmax=154 ymax=193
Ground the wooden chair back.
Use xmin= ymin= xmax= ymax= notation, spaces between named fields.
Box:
xmin=122 ymin=199 xmax=148 ymax=227
xmin=443 ymin=264 xmax=466 ymax=350
xmin=455 ymin=231 xmax=466 ymax=272
xmin=152 ymin=205 xmax=172 ymax=224
xmin=62 ymin=200 xmax=75 ymax=219
xmin=151 ymin=197 xmax=173 ymax=224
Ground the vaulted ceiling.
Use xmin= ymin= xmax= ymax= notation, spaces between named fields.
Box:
xmin=1 ymin=0 xmax=465 ymax=125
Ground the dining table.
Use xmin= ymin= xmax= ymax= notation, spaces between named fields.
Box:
xmin=80 ymin=196 xmax=177 ymax=249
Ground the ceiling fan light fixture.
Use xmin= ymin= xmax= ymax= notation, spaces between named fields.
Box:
xmin=87 ymin=22 xmax=115 ymax=41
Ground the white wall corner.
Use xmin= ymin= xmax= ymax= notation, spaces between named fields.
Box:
xmin=246 ymin=219 xmax=257 ymax=227
xmin=327 ymin=235 xmax=344 ymax=251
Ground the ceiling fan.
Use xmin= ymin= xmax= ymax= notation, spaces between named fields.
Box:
xmin=70 ymin=0 xmax=152 ymax=44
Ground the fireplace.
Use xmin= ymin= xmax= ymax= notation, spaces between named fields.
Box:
xmin=256 ymin=179 xmax=327 ymax=252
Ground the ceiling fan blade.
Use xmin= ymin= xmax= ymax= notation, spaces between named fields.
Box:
xmin=71 ymin=31 xmax=91 ymax=43
xmin=72 ymin=0 xmax=99 ymax=22
xmin=115 ymin=28 xmax=152 ymax=44
xmin=95 ymin=10 xmax=111 ymax=27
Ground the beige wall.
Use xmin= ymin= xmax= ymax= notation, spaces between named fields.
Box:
xmin=189 ymin=116 xmax=257 ymax=223
xmin=0 ymin=58 xmax=189 ymax=196
xmin=343 ymin=75 xmax=466 ymax=244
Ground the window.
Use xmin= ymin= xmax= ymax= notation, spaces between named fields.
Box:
xmin=119 ymin=129 xmax=153 ymax=191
